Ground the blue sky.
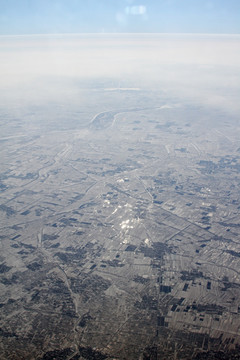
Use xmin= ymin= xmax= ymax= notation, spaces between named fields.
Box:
xmin=0 ymin=0 xmax=240 ymax=34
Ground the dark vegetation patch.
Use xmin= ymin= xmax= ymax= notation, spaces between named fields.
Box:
xmin=220 ymin=222 xmax=240 ymax=228
xmin=198 ymin=157 xmax=240 ymax=175
xmin=0 ymin=327 xmax=18 ymax=339
xmin=198 ymin=160 xmax=218 ymax=174
xmin=135 ymin=295 xmax=158 ymax=310
xmin=20 ymin=210 xmax=30 ymax=216
xmin=19 ymin=242 xmax=35 ymax=250
xmin=18 ymin=249 xmax=29 ymax=255
xmin=221 ymin=278 xmax=240 ymax=291
xmin=40 ymin=347 xmax=73 ymax=360
xmin=0 ymin=182 xmax=7 ymax=191
xmin=0 ymin=204 xmax=16 ymax=216
xmin=70 ymin=275 xmax=111 ymax=299
xmin=78 ymin=346 xmax=108 ymax=360
xmin=143 ymin=345 xmax=158 ymax=360
xmin=133 ymin=275 xmax=150 ymax=284
xmin=176 ymin=147 xmax=187 ymax=153
xmin=42 ymin=234 xmax=59 ymax=241
xmin=153 ymin=200 xmax=163 ymax=205
xmin=0 ymin=276 xmax=18 ymax=286
xmin=54 ymin=247 xmax=86 ymax=264
xmin=30 ymin=277 xmax=76 ymax=318
xmin=27 ymin=262 xmax=42 ymax=271
xmin=226 ymin=250 xmax=240 ymax=258
xmin=191 ymin=303 xmax=224 ymax=315
xmin=212 ymin=235 xmax=232 ymax=243
xmin=102 ymin=259 xmax=124 ymax=267
xmin=0 ymin=264 xmax=11 ymax=274
xmin=160 ymin=285 xmax=171 ymax=293
xmin=125 ymin=244 xmax=137 ymax=252
xmin=78 ymin=313 xmax=93 ymax=328
xmin=140 ymin=242 xmax=170 ymax=259
xmin=193 ymin=346 xmax=240 ymax=360
xmin=180 ymin=270 xmax=205 ymax=281
xmin=11 ymin=234 xmax=21 ymax=240
xmin=49 ymin=242 xmax=60 ymax=248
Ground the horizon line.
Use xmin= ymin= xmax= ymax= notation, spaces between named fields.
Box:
xmin=0 ymin=32 xmax=240 ymax=38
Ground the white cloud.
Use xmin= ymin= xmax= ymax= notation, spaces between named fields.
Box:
xmin=125 ymin=5 xmax=146 ymax=15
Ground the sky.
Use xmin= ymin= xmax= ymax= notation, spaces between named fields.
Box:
xmin=0 ymin=0 xmax=240 ymax=35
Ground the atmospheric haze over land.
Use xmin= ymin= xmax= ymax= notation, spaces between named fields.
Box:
xmin=1 ymin=32 xmax=240 ymax=360
xmin=0 ymin=34 xmax=240 ymax=115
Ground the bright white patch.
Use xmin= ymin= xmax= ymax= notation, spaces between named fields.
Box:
xmin=112 ymin=208 xmax=118 ymax=215
xmin=117 ymin=178 xmax=124 ymax=183
xmin=159 ymin=104 xmax=172 ymax=109
xmin=120 ymin=219 xmax=134 ymax=230
xmin=125 ymin=5 xmax=146 ymax=15
xmin=145 ymin=238 xmax=150 ymax=245
xmin=165 ymin=145 xmax=170 ymax=154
